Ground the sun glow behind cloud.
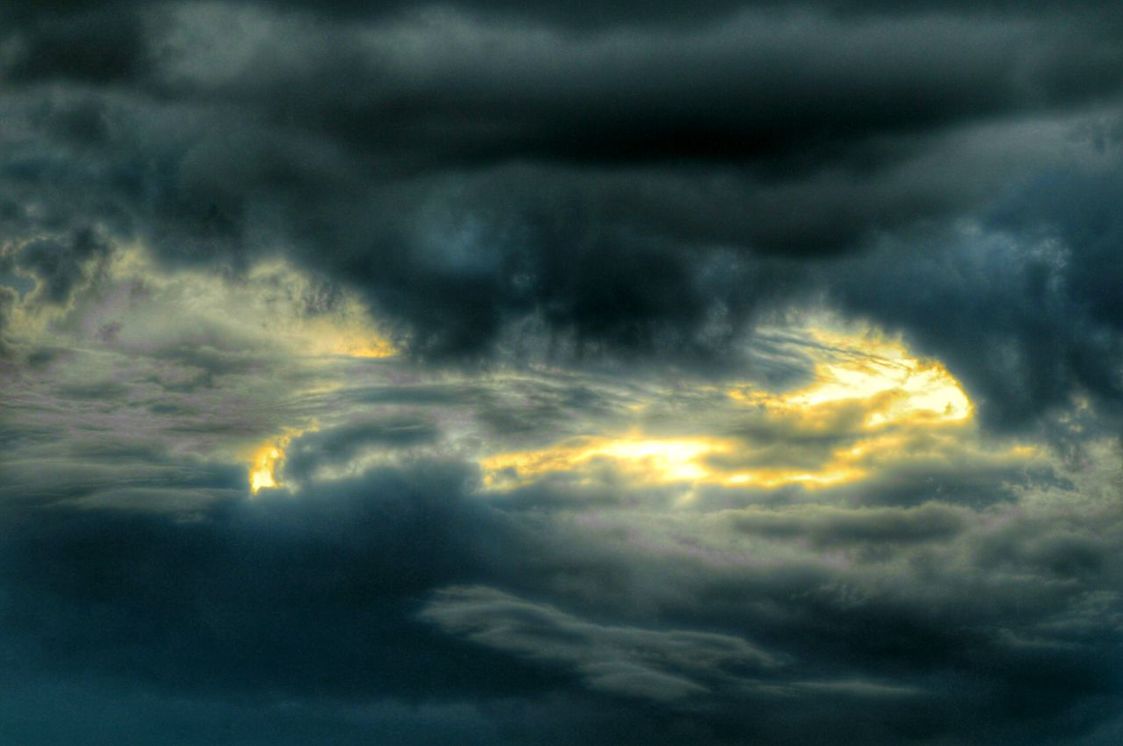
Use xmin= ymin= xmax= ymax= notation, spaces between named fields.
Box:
xmin=210 ymin=311 xmax=1026 ymax=500
xmin=480 ymin=319 xmax=1017 ymax=494
xmin=738 ymin=324 xmax=973 ymax=428
xmin=249 ymin=441 xmax=285 ymax=493
xmin=246 ymin=425 xmax=318 ymax=494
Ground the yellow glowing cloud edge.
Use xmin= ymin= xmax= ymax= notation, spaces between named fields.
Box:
xmin=249 ymin=441 xmax=286 ymax=493
xmin=729 ymin=324 xmax=972 ymax=428
xmin=240 ymin=315 xmax=1032 ymax=497
xmin=480 ymin=433 xmax=870 ymax=491
xmin=246 ymin=424 xmax=318 ymax=494
xmin=479 ymin=319 xmax=1027 ymax=493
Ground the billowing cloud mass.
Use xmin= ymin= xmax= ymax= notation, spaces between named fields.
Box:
xmin=3 ymin=2 xmax=1123 ymax=744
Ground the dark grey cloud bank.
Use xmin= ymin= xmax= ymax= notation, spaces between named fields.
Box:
xmin=2 ymin=0 xmax=1123 ymax=411
xmin=2 ymin=410 xmax=1123 ymax=745
xmin=4 ymin=1 xmax=1123 ymax=744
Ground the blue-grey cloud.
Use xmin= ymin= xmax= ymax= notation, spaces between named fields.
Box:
xmin=5 ymin=1 xmax=1123 ymax=743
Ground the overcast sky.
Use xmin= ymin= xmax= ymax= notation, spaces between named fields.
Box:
xmin=3 ymin=2 xmax=1123 ymax=744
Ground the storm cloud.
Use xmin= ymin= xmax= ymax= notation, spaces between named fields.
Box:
xmin=3 ymin=1 xmax=1123 ymax=744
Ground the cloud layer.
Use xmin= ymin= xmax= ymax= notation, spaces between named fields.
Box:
xmin=4 ymin=1 xmax=1123 ymax=744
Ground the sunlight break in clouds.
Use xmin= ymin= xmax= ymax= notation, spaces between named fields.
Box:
xmin=479 ymin=317 xmax=1008 ymax=495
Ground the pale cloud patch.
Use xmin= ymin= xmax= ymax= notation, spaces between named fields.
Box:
xmin=420 ymin=585 xmax=783 ymax=703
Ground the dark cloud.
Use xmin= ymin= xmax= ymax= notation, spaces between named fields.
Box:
xmin=2 ymin=7 xmax=151 ymax=85
xmin=826 ymin=190 xmax=1123 ymax=430
xmin=283 ymin=416 xmax=440 ymax=480
xmin=167 ymin=9 xmax=1106 ymax=168
xmin=0 ymin=450 xmax=1120 ymax=744
xmin=15 ymin=227 xmax=112 ymax=306
xmin=0 ymin=0 xmax=1120 ymax=387
xmin=0 ymin=285 xmax=17 ymax=356
xmin=1 ymin=368 xmax=1123 ymax=745
xmin=420 ymin=585 xmax=783 ymax=703
xmin=0 ymin=459 xmax=544 ymax=699
xmin=5 ymin=0 xmax=1123 ymax=742
xmin=725 ymin=503 xmax=968 ymax=546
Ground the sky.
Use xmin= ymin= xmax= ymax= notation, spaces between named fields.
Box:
xmin=2 ymin=2 xmax=1123 ymax=744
